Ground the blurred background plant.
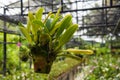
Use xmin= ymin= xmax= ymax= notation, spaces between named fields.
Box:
xmin=84 ymin=53 xmax=120 ymax=80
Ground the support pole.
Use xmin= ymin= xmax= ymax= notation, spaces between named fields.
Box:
xmin=3 ymin=7 xmax=7 ymax=76
xmin=110 ymin=0 xmax=113 ymax=6
xmin=61 ymin=0 xmax=63 ymax=12
xmin=20 ymin=0 xmax=23 ymax=16
xmin=28 ymin=0 xmax=30 ymax=11
xmin=51 ymin=0 xmax=53 ymax=11
xmin=76 ymin=0 xmax=78 ymax=24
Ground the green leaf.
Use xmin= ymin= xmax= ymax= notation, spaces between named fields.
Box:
xmin=50 ymin=17 xmax=60 ymax=31
xmin=55 ymin=24 xmax=78 ymax=50
xmin=56 ymin=7 xmax=61 ymax=17
xmin=32 ymin=19 xmax=49 ymax=33
xmin=18 ymin=22 xmax=25 ymax=27
xmin=32 ymin=20 xmax=43 ymax=29
xmin=63 ymin=49 xmax=94 ymax=55
xmin=28 ymin=12 xmax=35 ymax=22
xmin=31 ymin=20 xmax=43 ymax=42
xmin=57 ymin=53 xmax=81 ymax=60
xmin=55 ymin=14 xmax=72 ymax=38
xmin=49 ymin=7 xmax=61 ymax=31
xmin=19 ymin=27 xmax=32 ymax=44
xmin=28 ymin=12 xmax=35 ymax=34
xmin=18 ymin=22 xmax=29 ymax=37
xmin=43 ymin=11 xmax=52 ymax=23
xmin=50 ymin=14 xmax=55 ymax=18
xmin=50 ymin=21 xmax=61 ymax=35
xmin=26 ymin=18 xmax=31 ymax=33
xmin=35 ymin=7 xmax=44 ymax=20
xmin=45 ymin=18 xmax=52 ymax=31
xmin=31 ymin=22 xmax=39 ymax=35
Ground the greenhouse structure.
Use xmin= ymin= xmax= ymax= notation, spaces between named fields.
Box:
xmin=0 ymin=0 xmax=120 ymax=80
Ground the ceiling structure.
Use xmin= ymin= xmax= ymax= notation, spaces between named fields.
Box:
xmin=0 ymin=0 xmax=120 ymax=37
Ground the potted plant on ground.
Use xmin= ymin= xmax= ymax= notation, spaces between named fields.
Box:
xmin=18 ymin=7 xmax=93 ymax=74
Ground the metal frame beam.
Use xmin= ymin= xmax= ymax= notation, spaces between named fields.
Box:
xmin=0 ymin=15 xmax=19 ymax=24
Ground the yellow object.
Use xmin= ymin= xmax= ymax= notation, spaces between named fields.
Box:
xmin=64 ymin=49 xmax=94 ymax=55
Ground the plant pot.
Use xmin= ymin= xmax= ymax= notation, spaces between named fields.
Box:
xmin=32 ymin=54 xmax=56 ymax=74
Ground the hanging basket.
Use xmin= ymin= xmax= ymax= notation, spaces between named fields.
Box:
xmin=31 ymin=52 xmax=56 ymax=74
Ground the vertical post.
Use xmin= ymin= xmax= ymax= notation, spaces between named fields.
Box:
xmin=18 ymin=0 xmax=23 ymax=70
xmin=82 ymin=16 xmax=84 ymax=33
xmin=28 ymin=0 xmax=30 ymax=11
xmin=110 ymin=0 xmax=113 ymax=6
xmin=61 ymin=0 xmax=63 ymax=12
xmin=51 ymin=0 xmax=53 ymax=11
xmin=102 ymin=0 xmax=105 ymax=21
xmin=103 ymin=0 xmax=108 ymax=37
xmin=101 ymin=0 xmax=105 ymax=37
xmin=20 ymin=0 xmax=23 ymax=16
xmin=3 ymin=7 xmax=7 ymax=76
xmin=82 ymin=0 xmax=85 ymax=35
xmin=105 ymin=0 xmax=108 ymax=34
xmin=76 ymin=0 xmax=78 ymax=24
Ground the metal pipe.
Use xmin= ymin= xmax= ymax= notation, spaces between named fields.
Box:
xmin=21 ymin=5 xmax=120 ymax=16
xmin=20 ymin=0 xmax=23 ymax=16
xmin=110 ymin=0 xmax=113 ymax=6
xmin=3 ymin=8 xmax=7 ymax=76
xmin=61 ymin=0 xmax=63 ymax=12
xmin=0 ymin=29 xmax=19 ymax=35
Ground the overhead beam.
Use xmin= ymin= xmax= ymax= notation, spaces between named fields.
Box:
xmin=82 ymin=33 xmax=109 ymax=36
xmin=6 ymin=0 xmax=20 ymax=7
xmin=1 ymin=3 xmax=120 ymax=16
xmin=79 ymin=24 xmax=115 ymax=29
xmin=38 ymin=0 xmax=53 ymax=5
xmin=0 ymin=15 xmax=19 ymax=25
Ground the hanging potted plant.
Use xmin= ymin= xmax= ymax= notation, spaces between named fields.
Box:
xmin=18 ymin=7 xmax=93 ymax=74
